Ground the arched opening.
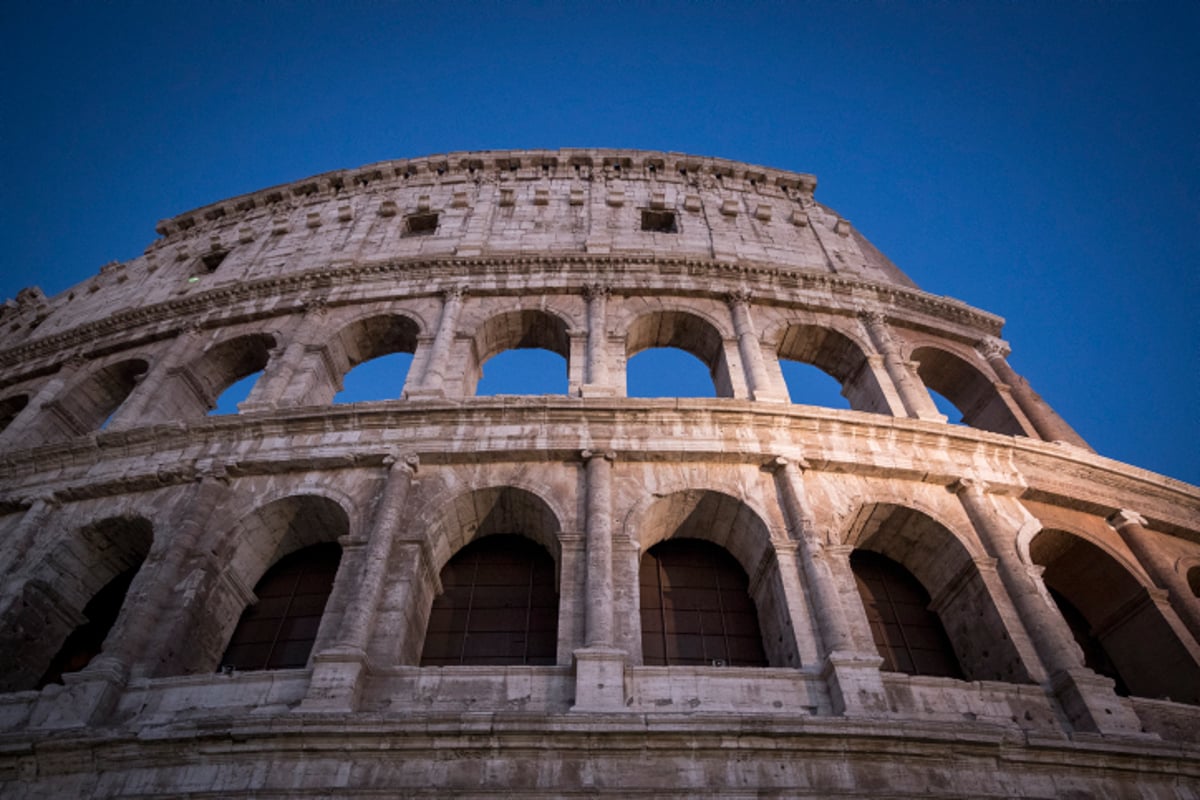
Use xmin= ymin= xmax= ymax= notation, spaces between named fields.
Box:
xmin=1030 ymin=529 xmax=1200 ymax=704
xmin=416 ymin=486 xmax=564 ymax=667
xmin=627 ymin=348 xmax=715 ymax=398
xmin=640 ymin=538 xmax=767 ymax=667
xmin=421 ymin=534 xmax=558 ymax=666
xmin=219 ymin=541 xmax=342 ymax=672
xmin=779 ymin=360 xmax=850 ymax=409
xmin=634 ymin=490 xmax=792 ymax=667
xmin=910 ymin=347 xmax=1025 ymax=435
xmin=1188 ymin=566 xmax=1200 ymax=598
xmin=626 ymin=310 xmax=732 ymax=398
xmin=848 ymin=503 xmax=1031 ymax=683
xmin=337 ymin=352 xmax=415 ymax=402
xmin=28 ymin=359 xmax=148 ymax=442
xmin=37 ymin=565 xmax=140 ymax=687
xmin=211 ymin=370 xmax=263 ymax=415
xmin=153 ymin=333 xmax=275 ymax=421
xmin=332 ymin=314 xmax=420 ymax=403
xmin=184 ymin=495 xmax=350 ymax=676
xmin=0 ymin=515 xmax=152 ymax=692
xmin=469 ymin=310 xmax=570 ymax=396
xmin=851 ymin=550 xmax=962 ymax=678
xmin=477 ymin=349 xmax=569 ymax=395
xmin=776 ymin=324 xmax=886 ymax=412
xmin=0 ymin=394 xmax=29 ymax=432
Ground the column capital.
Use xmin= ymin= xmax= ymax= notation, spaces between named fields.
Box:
xmin=304 ymin=296 xmax=332 ymax=317
xmin=441 ymin=284 xmax=468 ymax=301
xmin=725 ymin=287 xmax=753 ymax=305
xmin=581 ymin=448 xmax=616 ymax=463
xmin=951 ymin=476 xmax=990 ymax=497
xmin=382 ymin=451 xmax=420 ymax=474
xmin=1108 ymin=509 xmax=1148 ymax=530
xmin=975 ymin=336 xmax=1011 ymax=361
xmin=856 ymin=308 xmax=889 ymax=328
xmin=767 ymin=454 xmax=810 ymax=473
xmin=581 ymin=282 xmax=610 ymax=300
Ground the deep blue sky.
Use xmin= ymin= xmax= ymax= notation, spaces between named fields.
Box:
xmin=2 ymin=2 xmax=1197 ymax=485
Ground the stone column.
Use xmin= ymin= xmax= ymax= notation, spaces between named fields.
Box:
xmin=727 ymin=290 xmax=784 ymax=402
xmin=0 ymin=494 xmax=58 ymax=591
xmin=409 ymin=286 xmax=466 ymax=398
xmin=977 ymin=338 xmax=1091 ymax=449
xmin=858 ymin=310 xmax=942 ymax=421
xmin=954 ymin=478 xmax=1143 ymax=734
xmin=582 ymin=450 xmax=615 ymax=647
xmin=31 ymin=471 xmax=231 ymax=728
xmin=107 ymin=325 xmax=205 ymax=428
xmin=250 ymin=304 xmax=329 ymax=408
xmin=112 ymin=471 xmax=233 ymax=679
xmin=573 ymin=449 xmax=626 ymax=712
xmin=0 ymin=356 xmax=87 ymax=446
xmin=1109 ymin=509 xmax=1200 ymax=647
xmin=768 ymin=456 xmax=887 ymax=715
xmin=304 ymin=454 xmax=419 ymax=711
xmin=580 ymin=284 xmax=615 ymax=396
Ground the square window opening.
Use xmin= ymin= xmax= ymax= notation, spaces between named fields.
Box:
xmin=404 ymin=212 xmax=439 ymax=236
xmin=641 ymin=209 xmax=678 ymax=234
xmin=200 ymin=250 xmax=229 ymax=273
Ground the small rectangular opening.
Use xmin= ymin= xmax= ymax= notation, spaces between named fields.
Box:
xmin=641 ymin=209 xmax=677 ymax=233
xmin=404 ymin=212 xmax=439 ymax=236
xmin=200 ymin=250 xmax=229 ymax=272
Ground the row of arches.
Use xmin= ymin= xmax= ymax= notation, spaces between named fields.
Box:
xmin=0 ymin=302 xmax=1034 ymax=448
xmin=4 ymin=484 xmax=1196 ymax=708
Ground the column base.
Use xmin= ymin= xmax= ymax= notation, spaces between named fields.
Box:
xmin=571 ymin=648 xmax=627 ymax=712
xmin=29 ymin=661 xmax=126 ymax=729
xmin=821 ymin=651 xmax=889 ymax=717
xmin=579 ymin=385 xmax=620 ymax=398
xmin=298 ymin=647 xmax=370 ymax=713
xmin=1049 ymin=668 xmax=1148 ymax=737
xmin=403 ymin=388 xmax=448 ymax=402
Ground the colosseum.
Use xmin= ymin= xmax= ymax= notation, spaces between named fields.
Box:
xmin=0 ymin=148 xmax=1197 ymax=798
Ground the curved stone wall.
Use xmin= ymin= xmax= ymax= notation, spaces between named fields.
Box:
xmin=0 ymin=149 xmax=1197 ymax=798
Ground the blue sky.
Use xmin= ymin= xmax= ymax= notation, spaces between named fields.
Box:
xmin=2 ymin=2 xmax=1197 ymax=485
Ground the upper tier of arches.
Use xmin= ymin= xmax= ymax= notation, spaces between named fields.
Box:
xmin=0 ymin=287 xmax=1085 ymax=452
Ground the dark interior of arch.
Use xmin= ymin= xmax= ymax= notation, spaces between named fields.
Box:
xmin=0 ymin=393 xmax=29 ymax=432
xmin=910 ymin=346 xmax=1025 ymax=436
xmin=639 ymin=538 xmax=767 ymax=668
xmin=1031 ymin=529 xmax=1200 ymax=704
xmin=1047 ymin=586 xmax=1129 ymax=695
xmin=421 ymin=534 xmax=558 ymax=666
xmin=851 ymin=549 xmax=963 ymax=679
xmin=0 ymin=515 xmax=153 ymax=691
xmin=37 ymin=565 xmax=140 ymax=688
xmin=220 ymin=541 xmax=342 ymax=672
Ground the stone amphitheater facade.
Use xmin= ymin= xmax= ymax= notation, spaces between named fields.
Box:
xmin=0 ymin=148 xmax=1198 ymax=798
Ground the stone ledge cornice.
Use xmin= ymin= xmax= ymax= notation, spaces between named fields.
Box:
xmin=0 ymin=254 xmax=1002 ymax=375
xmin=0 ymin=400 xmax=1193 ymax=536
xmin=2 ymin=707 xmax=1197 ymax=771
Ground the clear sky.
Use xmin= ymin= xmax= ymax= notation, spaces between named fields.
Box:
xmin=2 ymin=2 xmax=1197 ymax=485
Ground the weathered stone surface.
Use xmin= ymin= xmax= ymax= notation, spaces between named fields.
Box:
xmin=0 ymin=149 xmax=1197 ymax=797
